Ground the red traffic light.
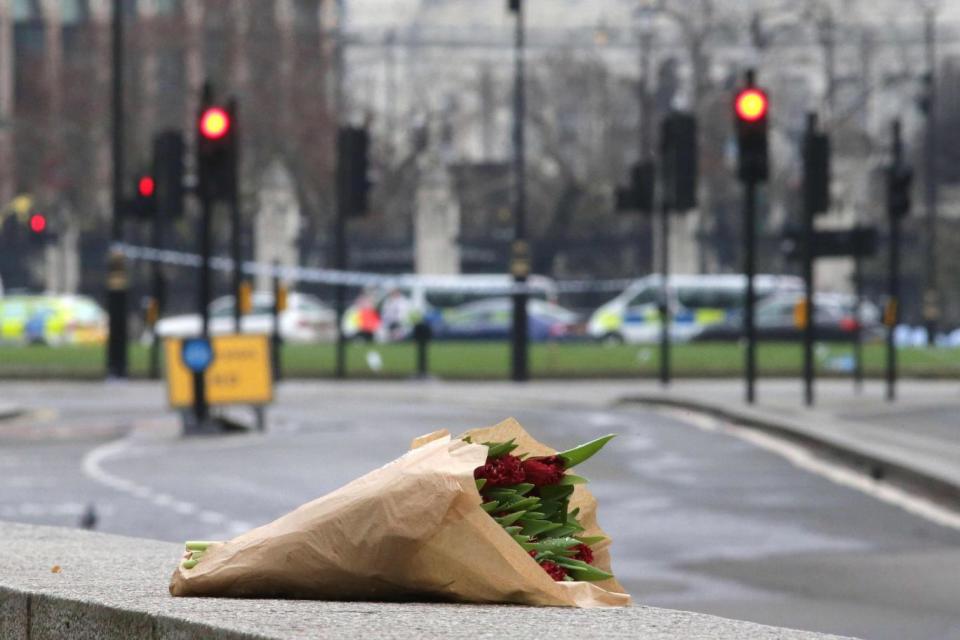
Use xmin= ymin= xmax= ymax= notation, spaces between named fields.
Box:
xmin=199 ymin=107 xmax=231 ymax=140
xmin=29 ymin=213 xmax=47 ymax=233
xmin=138 ymin=175 xmax=156 ymax=198
xmin=735 ymin=88 xmax=768 ymax=122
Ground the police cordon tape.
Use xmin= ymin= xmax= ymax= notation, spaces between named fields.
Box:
xmin=114 ymin=243 xmax=637 ymax=295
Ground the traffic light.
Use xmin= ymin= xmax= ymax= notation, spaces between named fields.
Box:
xmin=615 ymin=161 xmax=655 ymax=214
xmin=661 ymin=111 xmax=698 ymax=211
xmin=887 ymin=164 xmax=913 ymax=218
xmin=734 ymin=77 xmax=769 ymax=183
xmin=337 ymin=126 xmax=371 ymax=218
xmin=803 ymin=116 xmax=830 ymax=216
xmin=132 ymin=172 xmax=157 ymax=218
xmin=153 ymin=131 xmax=185 ymax=218
xmin=197 ymin=88 xmax=237 ymax=204
xmin=29 ymin=212 xmax=47 ymax=236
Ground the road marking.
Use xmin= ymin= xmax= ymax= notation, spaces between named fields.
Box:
xmin=658 ymin=407 xmax=960 ymax=531
xmin=81 ymin=436 xmax=250 ymax=536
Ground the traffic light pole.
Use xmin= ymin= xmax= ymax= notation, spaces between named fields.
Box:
xmin=228 ymin=99 xmax=243 ymax=335
xmin=886 ymin=120 xmax=903 ymax=403
xmin=659 ymin=198 xmax=670 ymax=386
xmin=334 ymin=182 xmax=347 ymax=379
xmin=107 ymin=0 xmax=128 ymax=379
xmin=744 ymin=179 xmax=757 ymax=404
xmin=149 ymin=179 xmax=165 ymax=380
xmin=510 ymin=0 xmax=529 ymax=383
xmin=271 ymin=260 xmax=282 ymax=381
xmin=802 ymin=114 xmax=817 ymax=407
xmin=193 ymin=190 xmax=212 ymax=428
xmin=852 ymin=246 xmax=864 ymax=393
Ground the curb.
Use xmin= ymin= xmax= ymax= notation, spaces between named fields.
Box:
xmin=0 ymin=521 xmax=853 ymax=640
xmin=619 ymin=394 xmax=960 ymax=511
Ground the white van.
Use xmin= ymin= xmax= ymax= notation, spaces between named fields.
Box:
xmin=342 ymin=273 xmax=558 ymax=341
xmin=587 ymin=274 xmax=803 ymax=344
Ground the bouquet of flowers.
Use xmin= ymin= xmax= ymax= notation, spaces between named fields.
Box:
xmin=169 ymin=418 xmax=630 ymax=607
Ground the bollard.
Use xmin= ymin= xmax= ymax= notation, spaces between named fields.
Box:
xmin=413 ymin=321 xmax=432 ymax=379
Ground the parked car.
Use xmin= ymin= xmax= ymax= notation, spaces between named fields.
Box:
xmin=692 ymin=292 xmax=882 ymax=342
xmin=588 ymin=274 xmax=803 ymax=344
xmin=154 ymin=292 xmax=336 ymax=343
xmin=342 ymin=274 xmax=558 ymax=342
xmin=428 ymin=297 xmax=583 ymax=342
xmin=0 ymin=294 xmax=107 ymax=345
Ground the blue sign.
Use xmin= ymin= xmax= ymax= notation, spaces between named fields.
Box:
xmin=182 ymin=338 xmax=214 ymax=373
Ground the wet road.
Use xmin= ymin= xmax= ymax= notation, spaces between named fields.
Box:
xmin=1 ymin=381 xmax=959 ymax=640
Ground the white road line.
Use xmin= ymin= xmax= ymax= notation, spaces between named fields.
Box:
xmin=81 ymin=437 xmax=249 ymax=535
xmin=657 ymin=406 xmax=960 ymax=531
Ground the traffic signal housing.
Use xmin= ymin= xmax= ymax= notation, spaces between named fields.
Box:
xmin=337 ymin=126 xmax=371 ymax=218
xmin=615 ymin=160 xmax=655 ymax=214
xmin=661 ymin=111 xmax=698 ymax=211
xmin=132 ymin=172 xmax=157 ymax=218
xmin=197 ymin=91 xmax=237 ymax=204
xmin=803 ymin=117 xmax=830 ymax=216
xmin=887 ymin=164 xmax=913 ymax=219
xmin=734 ymin=79 xmax=769 ymax=183
xmin=153 ymin=131 xmax=185 ymax=218
xmin=28 ymin=212 xmax=49 ymax=243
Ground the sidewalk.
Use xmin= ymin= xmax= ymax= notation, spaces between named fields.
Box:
xmin=612 ymin=378 xmax=960 ymax=507
xmin=0 ymin=520 xmax=852 ymax=640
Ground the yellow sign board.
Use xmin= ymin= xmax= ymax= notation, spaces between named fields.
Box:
xmin=165 ymin=334 xmax=273 ymax=408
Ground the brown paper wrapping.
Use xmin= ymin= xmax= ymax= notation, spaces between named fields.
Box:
xmin=170 ymin=418 xmax=630 ymax=607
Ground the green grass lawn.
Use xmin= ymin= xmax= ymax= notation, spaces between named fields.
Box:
xmin=0 ymin=340 xmax=957 ymax=380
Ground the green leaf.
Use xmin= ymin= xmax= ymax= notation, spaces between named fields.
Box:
xmin=538 ymin=485 xmax=575 ymax=501
xmin=485 ymin=439 xmax=518 ymax=458
xmin=463 ymin=436 xmax=473 ymax=444
xmin=501 ymin=483 xmax=535 ymax=496
xmin=503 ymin=526 xmax=523 ymax=535
xmin=558 ymin=434 xmax=615 ymax=469
xmin=575 ymin=535 xmax=606 ymax=546
xmin=181 ymin=559 xmax=198 ymax=570
xmin=520 ymin=511 xmax=546 ymax=520
xmin=554 ymin=558 xmax=614 ymax=582
xmin=530 ymin=537 xmax=581 ymax=553
xmin=475 ymin=478 xmax=487 ymax=492
xmin=185 ymin=541 xmax=215 ymax=551
xmin=520 ymin=520 xmax=564 ymax=537
xmin=559 ymin=474 xmax=588 ymax=486
xmin=569 ymin=507 xmax=580 ymax=520
xmin=545 ymin=525 xmax=580 ymax=539
xmin=495 ymin=511 xmax=526 ymax=526
xmin=480 ymin=501 xmax=500 ymax=513
xmin=499 ymin=496 xmax=540 ymax=513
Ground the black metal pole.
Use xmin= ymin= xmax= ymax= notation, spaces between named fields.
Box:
xmin=659 ymin=199 xmax=670 ymax=386
xmin=334 ymin=202 xmax=347 ymax=379
xmin=853 ymin=245 xmax=864 ymax=393
xmin=228 ymin=98 xmax=242 ymax=335
xmin=744 ymin=180 xmax=757 ymax=404
xmin=886 ymin=120 xmax=902 ymax=403
xmin=802 ymin=114 xmax=817 ymax=407
xmin=149 ymin=181 xmax=165 ymax=380
xmin=106 ymin=0 xmax=128 ymax=378
xmin=271 ymin=260 xmax=282 ymax=381
xmin=510 ymin=0 xmax=529 ymax=383
xmin=193 ymin=193 xmax=212 ymax=426
xmin=923 ymin=7 xmax=939 ymax=345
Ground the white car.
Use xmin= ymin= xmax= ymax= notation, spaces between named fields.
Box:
xmin=154 ymin=292 xmax=336 ymax=343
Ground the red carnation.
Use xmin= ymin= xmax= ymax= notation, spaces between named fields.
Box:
xmin=521 ymin=455 xmax=565 ymax=487
xmin=529 ymin=551 xmax=568 ymax=581
xmin=574 ymin=543 xmax=594 ymax=565
xmin=474 ymin=454 xmax=525 ymax=487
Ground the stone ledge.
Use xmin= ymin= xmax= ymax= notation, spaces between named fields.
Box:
xmin=0 ymin=521 xmax=854 ymax=640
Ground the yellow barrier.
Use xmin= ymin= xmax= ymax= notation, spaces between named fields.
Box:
xmin=164 ymin=334 xmax=273 ymax=408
